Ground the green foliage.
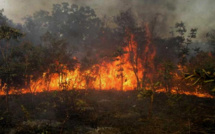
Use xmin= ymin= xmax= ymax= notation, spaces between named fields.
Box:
xmin=75 ymin=99 xmax=88 ymax=111
xmin=185 ymin=68 xmax=215 ymax=92
xmin=158 ymin=61 xmax=175 ymax=92
xmin=0 ymin=42 xmax=44 ymax=90
xmin=159 ymin=61 xmax=175 ymax=80
xmin=21 ymin=105 xmax=30 ymax=120
xmin=0 ymin=26 xmax=24 ymax=92
xmin=185 ymin=52 xmax=215 ymax=94
xmin=0 ymin=25 xmax=23 ymax=40
xmin=138 ymin=89 xmax=153 ymax=99
xmin=137 ymin=82 xmax=160 ymax=99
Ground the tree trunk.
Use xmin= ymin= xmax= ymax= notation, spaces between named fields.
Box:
xmin=99 ymin=72 xmax=102 ymax=90
xmin=121 ymin=72 xmax=124 ymax=91
xmin=6 ymin=85 xmax=9 ymax=112
xmin=148 ymin=94 xmax=153 ymax=118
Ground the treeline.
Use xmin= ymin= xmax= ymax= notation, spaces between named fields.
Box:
xmin=0 ymin=3 xmax=215 ymax=95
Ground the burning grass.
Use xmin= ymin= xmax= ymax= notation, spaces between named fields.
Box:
xmin=0 ymin=2 xmax=215 ymax=133
xmin=0 ymin=25 xmax=213 ymax=99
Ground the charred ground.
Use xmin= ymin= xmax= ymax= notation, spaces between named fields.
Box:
xmin=0 ymin=90 xmax=214 ymax=134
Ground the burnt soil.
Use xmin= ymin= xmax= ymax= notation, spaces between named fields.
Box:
xmin=0 ymin=90 xmax=214 ymax=134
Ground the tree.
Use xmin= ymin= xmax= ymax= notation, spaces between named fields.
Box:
xmin=0 ymin=25 xmax=23 ymax=110
xmin=41 ymin=32 xmax=78 ymax=90
xmin=0 ymin=25 xmax=23 ymax=40
xmin=113 ymin=47 xmax=127 ymax=90
xmin=174 ymin=22 xmax=197 ymax=66
xmin=158 ymin=61 xmax=175 ymax=93
xmin=23 ymin=3 xmax=103 ymax=54
xmin=206 ymin=29 xmax=215 ymax=54
xmin=115 ymin=9 xmax=136 ymax=33
xmin=114 ymin=10 xmax=153 ymax=89
xmin=23 ymin=10 xmax=50 ymax=44
xmin=17 ymin=42 xmax=45 ymax=93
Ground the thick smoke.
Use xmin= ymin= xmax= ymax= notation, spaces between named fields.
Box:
xmin=0 ymin=0 xmax=215 ymax=36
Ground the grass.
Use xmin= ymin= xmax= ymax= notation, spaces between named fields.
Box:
xmin=0 ymin=89 xmax=214 ymax=134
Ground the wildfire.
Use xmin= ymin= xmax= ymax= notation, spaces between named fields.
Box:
xmin=156 ymin=88 xmax=213 ymax=98
xmin=0 ymin=25 xmax=213 ymax=99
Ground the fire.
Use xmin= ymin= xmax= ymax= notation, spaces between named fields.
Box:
xmin=142 ymin=23 xmax=156 ymax=84
xmin=156 ymin=88 xmax=213 ymax=98
xmin=0 ymin=25 xmax=213 ymax=98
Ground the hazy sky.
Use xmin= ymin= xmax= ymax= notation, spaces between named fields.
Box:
xmin=0 ymin=0 xmax=215 ymax=36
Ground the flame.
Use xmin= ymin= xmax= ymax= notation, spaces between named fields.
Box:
xmin=156 ymin=88 xmax=213 ymax=98
xmin=0 ymin=25 xmax=213 ymax=98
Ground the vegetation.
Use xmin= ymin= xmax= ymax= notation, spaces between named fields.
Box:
xmin=0 ymin=90 xmax=214 ymax=134
xmin=0 ymin=2 xmax=214 ymax=133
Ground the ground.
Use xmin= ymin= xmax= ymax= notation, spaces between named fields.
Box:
xmin=0 ymin=90 xmax=214 ymax=134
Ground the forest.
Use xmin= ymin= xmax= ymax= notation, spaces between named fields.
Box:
xmin=0 ymin=2 xmax=215 ymax=134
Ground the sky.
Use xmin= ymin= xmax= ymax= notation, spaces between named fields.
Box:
xmin=0 ymin=0 xmax=215 ymax=37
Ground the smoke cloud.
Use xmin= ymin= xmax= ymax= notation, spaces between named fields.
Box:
xmin=0 ymin=0 xmax=215 ymax=36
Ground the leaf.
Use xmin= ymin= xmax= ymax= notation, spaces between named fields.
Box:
xmin=137 ymin=93 xmax=143 ymax=100
xmin=192 ymin=78 xmax=201 ymax=85
xmin=76 ymin=99 xmax=87 ymax=107
xmin=185 ymin=74 xmax=195 ymax=80
xmin=154 ymin=82 xmax=160 ymax=86
xmin=204 ymin=79 xmax=215 ymax=83
xmin=211 ymin=87 xmax=215 ymax=92
xmin=202 ymin=69 xmax=211 ymax=78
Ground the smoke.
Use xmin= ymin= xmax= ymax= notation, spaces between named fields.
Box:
xmin=0 ymin=0 xmax=215 ymax=36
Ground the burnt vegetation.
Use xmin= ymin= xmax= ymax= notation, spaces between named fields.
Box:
xmin=0 ymin=2 xmax=215 ymax=134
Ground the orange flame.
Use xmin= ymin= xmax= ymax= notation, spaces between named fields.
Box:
xmin=0 ymin=25 xmax=213 ymax=98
